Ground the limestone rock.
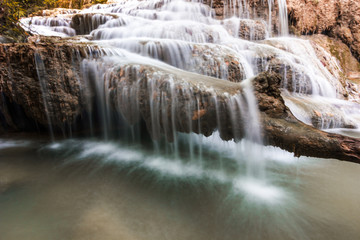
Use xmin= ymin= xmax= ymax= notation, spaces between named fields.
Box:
xmin=0 ymin=37 xmax=99 ymax=130
xmin=287 ymin=0 xmax=360 ymax=62
xmin=306 ymin=34 xmax=360 ymax=101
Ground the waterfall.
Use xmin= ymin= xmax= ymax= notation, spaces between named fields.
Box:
xmin=2 ymin=2 xmax=360 ymax=239
xmin=277 ymin=0 xmax=289 ymax=36
xmin=20 ymin=0 xmax=360 ymax=181
xmin=34 ymin=51 xmax=55 ymax=141
xmin=268 ymin=0 xmax=274 ymax=35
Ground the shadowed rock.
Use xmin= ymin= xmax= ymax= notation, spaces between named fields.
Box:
xmin=71 ymin=13 xmax=118 ymax=35
xmin=0 ymin=37 xmax=101 ymax=129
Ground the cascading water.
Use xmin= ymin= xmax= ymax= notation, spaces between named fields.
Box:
xmin=34 ymin=51 xmax=55 ymax=141
xmin=19 ymin=0 xmax=360 ymax=169
xmin=2 ymin=1 xmax=360 ymax=239
xmin=277 ymin=0 xmax=289 ymax=36
xmin=19 ymin=0 xmax=360 ymax=181
xmin=265 ymin=0 xmax=289 ymax=36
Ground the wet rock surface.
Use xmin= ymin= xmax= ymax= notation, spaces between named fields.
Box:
xmin=257 ymin=57 xmax=314 ymax=95
xmin=307 ymin=34 xmax=360 ymax=101
xmin=0 ymin=37 xmax=100 ymax=131
xmin=109 ymin=64 xmax=242 ymax=141
xmin=2 ymin=0 xmax=360 ymax=162
xmin=222 ymin=18 xmax=267 ymax=40
xmin=253 ymin=72 xmax=360 ymax=164
xmin=71 ymin=13 xmax=118 ymax=35
xmin=202 ymin=0 xmax=360 ymax=62
xmin=202 ymin=0 xmax=282 ymax=34
xmin=1 ymin=39 xmax=360 ymax=163
xmin=237 ymin=19 xmax=267 ymax=40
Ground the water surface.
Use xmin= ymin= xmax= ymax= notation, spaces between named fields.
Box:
xmin=0 ymin=134 xmax=359 ymax=240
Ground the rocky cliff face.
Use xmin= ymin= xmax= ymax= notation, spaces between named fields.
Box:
xmin=307 ymin=34 xmax=360 ymax=100
xmin=0 ymin=37 xmax=99 ymax=131
xmin=287 ymin=0 xmax=360 ymax=62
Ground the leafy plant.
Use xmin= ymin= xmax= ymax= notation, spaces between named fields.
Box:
xmin=0 ymin=0 xmax=109 ymax=41
xmin=44 ymin=0 xmax=58 ymax=8
xmin=92 ymin=0 xmax=108 ymax=3
xmin=0 ymin=0 xmax=29 ymax=41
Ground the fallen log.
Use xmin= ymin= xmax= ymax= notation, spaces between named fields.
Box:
xmin=254 ymin=71 xmax=360 ymax=163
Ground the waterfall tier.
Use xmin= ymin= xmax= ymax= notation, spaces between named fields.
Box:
xmin=0 ymin=0 xmax=359 ymax=162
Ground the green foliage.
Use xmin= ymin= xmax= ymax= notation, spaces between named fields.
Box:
xmin=0 ymin=0 xmax=108 ymax=41
xmin=2 ymin=0 xmax=26 ymax=21
xmin=44 ymin=0 xmax=58 ymax=8
xmin=0 ymin=0 xmax=30 ymax=41
xmin=92 ymin=0 xmax=108 ymax=3
xmin=312 ymin=0 xmax=319 ymax=6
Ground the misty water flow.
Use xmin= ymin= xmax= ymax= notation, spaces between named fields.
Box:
xmin=0 ymin=135 xmax=360 ymax=240
xmin=1 ymin=0 xmax=360 ymax=239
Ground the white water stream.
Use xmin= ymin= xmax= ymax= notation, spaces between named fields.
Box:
xmin=20 ymin=0 xmax=359 ymax=132
xmin=0 ymin=134 xmax=360 ymax=239
xmin=18 ymin=0 xmax=360 ymax=181
xmin=3 ymin=1 xmax=359 ymax=239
